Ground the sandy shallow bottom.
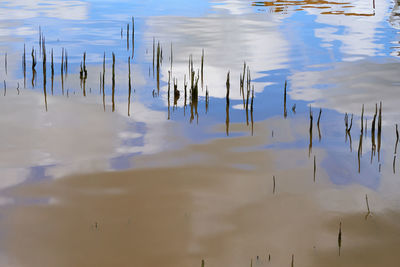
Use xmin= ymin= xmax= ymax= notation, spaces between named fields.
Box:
xmin=1 ymin=119 xmax=400 ymax=267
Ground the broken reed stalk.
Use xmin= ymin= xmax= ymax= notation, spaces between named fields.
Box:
xmin=51 ymin=48 xmax=54 ymax=95
xmin=168 ymin=71 xmax=171 ymax=119
xmin=201 ymin=259 xmax=205 ymax=267
xmin=170 ymin=43 xmax=173 ymax=74
xmin=64 ymin=49 xmax=68 ymax=75
xmin=112 ymin=52 xmax=115 ymax=112
xmin=273 ymin=175 xmax=276 ymax=194
xmin=201 ymin=49 xmax=204 ymax=88
xmin=377 ymin=102 xmax=382 ymax=161
xmin=132 ymin=17 xmax=135 ymax=57
xmin=358 ymin=133 xmax=362 ymax=173
xmin=80 ymin=52 xmax=87 ymax=97
xmin=3 ymin=80 xmax=6 ymax=96
xmin=102 ymin=52 xmax=105 ymax=111
xmin=251 ymin=86 xmax=254 ymax=136
xmin=184 ymin=74 xmax=187 ymax=114
xmin=31 ymin=47 xmax=36 ymax=88
xmin=5 ymin=52 xmax=7 ymax=75
xmin=23 ymin=44 xmax=26 ymax=88
xmin=338 ymin=222 xmax=342 ymax=256
xmin=226 ymin=71 xmax=230 ymax=136
xmin=317 ymin=108 xmax=322 ymax=141
xmin=283 ymin=80 xmax=287 ymax=118
xmin=42 ymin=36 xmax=47 ymax=111
xmin=371 ymin=104 xmax=377 ymax=162
xmin=127 ymin=23 xmax=129 ymax=50
xmin=361 ymin=104 xmax=364 ymax=135
xmin=226 ymin=71 xmax=230 ymax=105
xmin=309 ymin=106 xmax=313 ymax=157
xmin=152 ymin=37 xmax=155 ymax=76
xmin=205 ymin=86 xmax=209 ymax=114
xmin=61 ymin=47 xmax=64 ymax=76
xmin=291 ymin=254 xmax=294 ymax=267
xmin=173 ymin=77 xmax=180 ymax=108
xmin=157 ymin=42 xmax=160 ymax=94
xmin=313 ymin=155 xmax=316 ymax=182
xmin=395 ymin=124 xmax=399 ymax=154
xmin=246 ymin=83 xmax=250 ymax=126
xmin=38 ymin=26 xmax=41 ymax=53
xmin=128 ymin=56 xmax=131 ymax=116
xmin=61 ymin=47 xmax=64 ymax=94
xmin=365 ymin=194 xmax=371 ymax=220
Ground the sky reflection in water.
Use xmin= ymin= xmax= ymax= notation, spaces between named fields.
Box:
xmin=0 ymin=0 xmax=400 ymax=194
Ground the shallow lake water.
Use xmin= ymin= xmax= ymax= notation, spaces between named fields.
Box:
xmin=1 ymin=0 xmax=400 ymax=266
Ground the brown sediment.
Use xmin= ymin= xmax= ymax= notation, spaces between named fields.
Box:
xmin=2 ymin=118 xmax=400 ymax=267
xmin=128 ymin=57 xmax=132 ymax=116
xmin=112 ymin=52 xmax=115 ymax=112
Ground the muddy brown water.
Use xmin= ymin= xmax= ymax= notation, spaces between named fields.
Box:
xmin=1 ymin=0 xmax=400 ymax=266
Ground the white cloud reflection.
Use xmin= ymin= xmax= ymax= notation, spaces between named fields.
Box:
xmin=0 ymin=0 xmax=88 ymax=21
